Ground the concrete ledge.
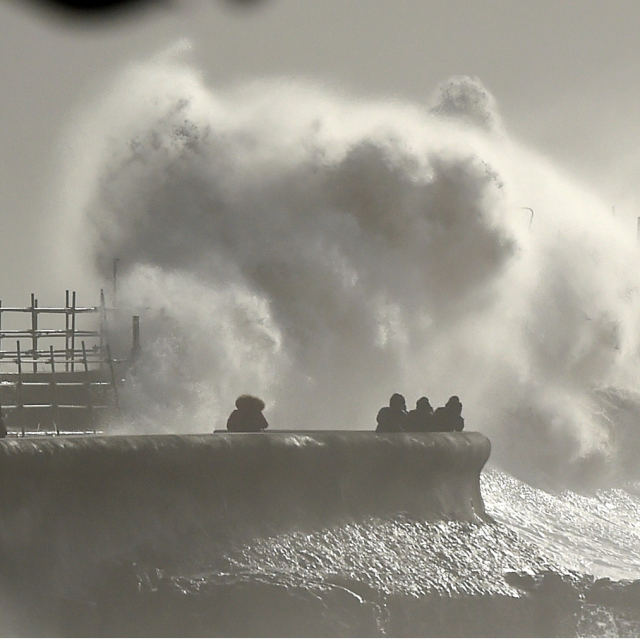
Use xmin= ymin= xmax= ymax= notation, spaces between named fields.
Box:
xmin=0 ymin=431 xmax=491 ymax=593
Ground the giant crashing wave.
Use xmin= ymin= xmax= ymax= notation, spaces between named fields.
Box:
xmin=32 ymin=41 xmax=640 ymax=636
xmin=56 ymin=41 xmax=640 ymax=491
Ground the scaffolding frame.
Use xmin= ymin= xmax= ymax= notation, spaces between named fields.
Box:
xmin=0 ymin=290 xmax=121 ymax=435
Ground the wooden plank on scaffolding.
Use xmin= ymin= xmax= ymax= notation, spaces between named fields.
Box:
xmin=0 ymin=329 xmax=99 ymax=336
xmin=0 ymin=305 xmax=98 ymax=313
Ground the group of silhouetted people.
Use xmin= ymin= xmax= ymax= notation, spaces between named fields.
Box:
xmin=224 ymin=392 xmax=464 ymax=434
xmin=375 ymin=393 xmax=464 ymax=433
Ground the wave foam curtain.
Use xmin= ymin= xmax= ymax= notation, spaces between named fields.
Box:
xmin=56 ymin=41 xmax=640 ymax=489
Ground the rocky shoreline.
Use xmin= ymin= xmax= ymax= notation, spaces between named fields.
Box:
xmin=36 ymin=563 xmax=640 ymax=637
xmin=15 ymin=517 xmax=640 ymax=637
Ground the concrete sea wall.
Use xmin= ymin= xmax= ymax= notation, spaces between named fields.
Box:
xmin=0 ymin=431 xmax=490 ymax=598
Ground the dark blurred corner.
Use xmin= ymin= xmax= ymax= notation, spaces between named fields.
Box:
xmin=11 ymin=0 xmax=268 ymax=24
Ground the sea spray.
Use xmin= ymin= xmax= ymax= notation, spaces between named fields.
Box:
xmin=55 ymin=41 xmax=640 ymax=488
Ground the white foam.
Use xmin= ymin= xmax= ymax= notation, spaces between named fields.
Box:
xmin=54 ymin=41 xmax=640 ymax=487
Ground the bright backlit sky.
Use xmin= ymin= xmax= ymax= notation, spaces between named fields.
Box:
xmin=2 ymin=0 xmax=640 ymax=302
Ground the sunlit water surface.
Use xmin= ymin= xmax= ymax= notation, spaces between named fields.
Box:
xmin=482 ymin=469 xmax=640 ymax=582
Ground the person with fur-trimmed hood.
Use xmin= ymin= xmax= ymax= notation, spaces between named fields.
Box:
xmin=226 ymin=395 xmax=269 ymax=432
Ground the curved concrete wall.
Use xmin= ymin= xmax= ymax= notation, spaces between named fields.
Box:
xmin=0 ymin=431 xmax=490 ymax=594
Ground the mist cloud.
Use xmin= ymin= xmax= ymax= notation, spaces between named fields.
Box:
xmin=56 ymin=42 xmax=640 ymax=489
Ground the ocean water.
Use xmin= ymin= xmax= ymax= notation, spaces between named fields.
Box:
xmin=27 ymin=39 xmax=640 ymax=635
xmin=159 ymin=467 xmax=640 ymax=637
xmin=482 ymin=468 xmax=640 ymax=583
xmin=0 ymin=435 xmax=639 ymax=636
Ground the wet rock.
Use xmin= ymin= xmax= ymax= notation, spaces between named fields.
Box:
xmin=586 ymin=577 xmax=640 ymax=611
xmin=534 ymin=571 xmax=582 ymax=637
xmin=504 ymin=571 xmax=537 ymax=592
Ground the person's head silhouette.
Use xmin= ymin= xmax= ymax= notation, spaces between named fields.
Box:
xmin=445 ymin=396 xmax=462 ymax=414
xmin=389 ymin=393 xmax=406 ymax=411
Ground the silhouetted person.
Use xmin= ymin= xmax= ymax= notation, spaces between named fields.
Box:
xmin=405 ymin=396 xmax=435 ymax=432
xmin=376 ymin=393 xmax=408 ymax=433
xmin=433 ymin=396 xmax=464 ymax=432
xmin=226 ymin=395 xmax=268 ymax=432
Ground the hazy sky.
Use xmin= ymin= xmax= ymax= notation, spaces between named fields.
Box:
xmin=2 ymin=0 xmax=640 ymax=303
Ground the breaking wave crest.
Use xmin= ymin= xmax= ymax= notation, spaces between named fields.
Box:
xmin=56 ymin=41 xmax=640 ymax=489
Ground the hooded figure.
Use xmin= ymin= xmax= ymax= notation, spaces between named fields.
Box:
xmin=376 ymin=393 xmax=408 ymax=433
xmin=405 ymin=396 xmax=435 ymax=432
xmin=433 ymin=396 xmax=464 ymax=432
xmin=226 ymin=395 xmax=269 ymax=432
